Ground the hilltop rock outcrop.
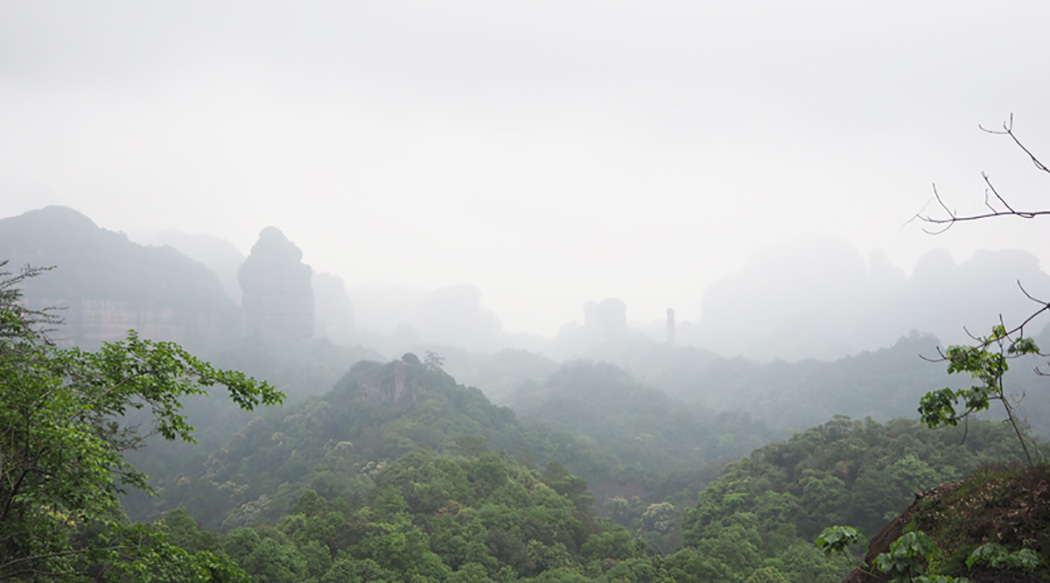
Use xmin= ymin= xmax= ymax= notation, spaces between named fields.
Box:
xmin=842 ymin=466 xmax=1050 ymax=583
xmin=238 ymin=227 xmax=314 ymax=341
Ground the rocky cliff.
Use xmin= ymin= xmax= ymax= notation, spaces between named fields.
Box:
xmin=237 ymin=226 xmax=314 ymax=342
xmin=0 ymin=206 xmax=235 ymax=349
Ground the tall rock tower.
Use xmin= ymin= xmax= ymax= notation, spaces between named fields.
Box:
xmin=238 ymin=227 xmax=314 ymax=341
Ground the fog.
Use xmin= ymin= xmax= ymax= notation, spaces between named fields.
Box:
xmin=3 ymin=1 xmax=1050 ymax=337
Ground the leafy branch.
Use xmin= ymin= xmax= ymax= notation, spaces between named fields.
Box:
xmin=910 ymin=116 xmax=1050 ymax=466
xmin=816 ymin=527 xmax=968 ymax=583
xmin=918 ymin=320 xmax=1043 ymax=465
xmin=0 ymin=262 xmax=282 ymax=581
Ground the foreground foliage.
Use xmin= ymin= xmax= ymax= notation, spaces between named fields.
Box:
xmin=818 ymin=466 xmax=1050 ymax=582
xmin=919 ymin=325 xmax=1043 ymax=465
xmin=0 ymin=262 xmax=284 ymax=581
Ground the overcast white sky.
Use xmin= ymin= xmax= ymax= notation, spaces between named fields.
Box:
xmin=2 ymin=1 xmax=1049 ymax=335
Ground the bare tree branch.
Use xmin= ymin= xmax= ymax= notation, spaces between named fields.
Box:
xmin=980 ymin=113 xmax=1050 ymax=175
xmin=912 ymin=114 xmax=1050 ymax=233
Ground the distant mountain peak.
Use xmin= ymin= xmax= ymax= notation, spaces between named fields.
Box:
xmin=7 ymin=205 xmax=100 ymax=235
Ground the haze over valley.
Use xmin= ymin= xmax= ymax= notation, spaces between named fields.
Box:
xmin=5 ymin=1 xmax=1050 ymax=337
xmin=4 ymin=3 xmax=1050 ymax=582
xmin=4 ymin=206 xmax=1049 ymax=582
xmin=7 ymin=205 xmax=1050 ymax=365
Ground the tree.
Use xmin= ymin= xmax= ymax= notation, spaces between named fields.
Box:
xmin=0 ymin=261 xmax=285 ymax=581
xmin=917 ymin=324 xmax=1042 ymax=464
xmin=812 ymin=119 xmax=1049 ymax=582
xmin=912 ymin=116 xmax=1050 ymax=465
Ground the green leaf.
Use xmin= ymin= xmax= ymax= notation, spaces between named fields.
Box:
xmin=0 ymin=263 xmax=284 ymax=581
xmin=815 ymin=525 xmax=867 ymax=558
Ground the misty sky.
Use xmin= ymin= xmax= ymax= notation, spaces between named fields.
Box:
xmin=2 ymin=1 xmax=1049 ymax=336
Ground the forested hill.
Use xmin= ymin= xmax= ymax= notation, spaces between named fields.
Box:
xmin=507 ymin=361 xmax=781 ymax=490
xmin=136 ymin=399 xmax=1045 ymax=583
xmin=667 ymin=417 xmax=1045 ymax=583
xmin=133 ymin=355 xmax=607 ymax=530
xmin=129 ymin=355 xmax=796 ymax=534
xmin=684 ymin=416 xmax=1032 ymax=541
xmin=616 ymin=330 xmax=1050 ymax=439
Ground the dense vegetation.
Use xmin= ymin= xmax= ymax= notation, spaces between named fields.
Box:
xmin=155 ymin=452 xmax=634 ymax=583
xmin=0 ymin=262 xmax=283 ymax=582
xmin=114 ymin=344 xmax=1046 ymax=582
xmin=4 ymin=205 xmax=1050 ymax=583
xmin=125 ymin=411 xmax=1042 ymax=583
xmin=682 ymin=416 xmax=1032 ymax=546
xmin=128 ymin=358 xmax=685 ymax=530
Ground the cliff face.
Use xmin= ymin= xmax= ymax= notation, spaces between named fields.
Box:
xmin=238 ymin=227 xmax=314 ymax=342
xmin=1 ymin=207 xmax=235 ymax=349
xmin=22 ymin=295 xmax=229 ymax=350
xmin=77 ymin=299 xmax=223 ymax=347
xmin=358 ymin=361 xmax=416 ymax=403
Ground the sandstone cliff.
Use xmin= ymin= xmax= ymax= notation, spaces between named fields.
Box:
xmin=238 ymin=226 xmax=314 ymax=342
xmin=0 ymin=206 xmax=234 ymax=349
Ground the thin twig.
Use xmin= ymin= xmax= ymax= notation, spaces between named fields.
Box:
xmin=914 ymin=114 xmax=1050 ymax=232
